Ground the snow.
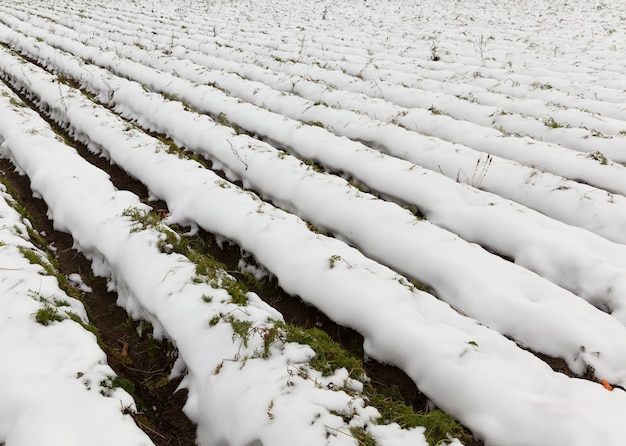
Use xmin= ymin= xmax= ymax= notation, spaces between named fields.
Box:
xmin=0 ymin=78 xmax=430 ymax=446
xmin=1 ymin=0 xmax=626 ymax=444
xmin=0 ymin=184 xmax=153 ymax=446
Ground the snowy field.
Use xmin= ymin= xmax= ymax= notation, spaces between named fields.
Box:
xmin=1 ymin=0 xmax=626 ymax=445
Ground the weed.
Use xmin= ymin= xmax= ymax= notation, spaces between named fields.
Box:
xmin=53 ymin=298 xmax=70 ymax=307
xmin=18 ymin=246 xmax=54 ymax=275
xmin=215 ymin=179 xmax=231 ymax=188
xmin=463 ymin=93 xmax=480 ymax=104
xmin=366 ymin=385 xmax=464 ymax=445
xmin=588 ymin=151 xmax=608 ymax=165
xmin=457 ymin=153 xmax=492 ymax=188
xmin=490 ymin=109 xmax=512 ymax=118
xmin=585 ymin=128 xmax=609 ymax=139
xmin=530 ymin=82 xmax=553 ymax=90
xmin=543 ymin=116 xmax=566 ymax=128
xmin=122 ymin=207 xmax=163 ymax=233
xmin=209 ymin=315 xmax=221 ymax=327
xmin=306 ymin=222 xmax=328 ymax=236
xmin=145 ymin=335 xmax=162 ymax=358
xmin=306 ymin=120 xmax=325 ymax=128
xmin=282 ymin=324 xmax=363 ymax=380
xmin=329 ymin=255 xmax=352 ymax=269
xmin=303 ymin=159 xmax=325 ymax=173
xmin=259 ymin=325 xmax=282 ymax=358
xmin=107 ymin=375 xmax=136 ymax=396
xmin=35 ymin=304 xmax=65 ymax=325
xmin=403 ymin=204 xmax=424 ymax=220
xmin=428 ymin=105 xmax=443 ymax=115
xmin=472 ymin=34 xmax=493 ymax=66
xmin=124 ymin=207 xmax=248 ymax=303
xmin=350 ymin=426 xmax=377 ymax=446
xmin=99 ymin=375 xmax=147 ymax=412
xmin=9 ymin=97 xmax=22 ymax=108
xmin=389 ymin=110 xmax=408 ymax=125
xmin=428 ymin=33 xmax=441 ymax=62
xmin=116 ymin=317 xmax=135 ymax=332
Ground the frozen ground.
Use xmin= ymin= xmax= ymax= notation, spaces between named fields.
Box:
xmin=0 ymin=0 xmax=625 ymax=445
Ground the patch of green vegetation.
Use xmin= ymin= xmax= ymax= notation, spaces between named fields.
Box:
xmin=530 ymin=81 xmax=553 ymax=90
xmin=588 ymin=150 xmax=608 ymax=165
xmin=18 ymin=245 xmax=55 ymax=275
xmin=409 ymin=278 xmax=432 ymax=294
xmin=455 ymin=94 xmax=477 ymax=103
xmin=116 ymin=317 xmax=135 ymax=332
xmin=227 ymin=316 xmax=254 ymax=347
xmin=350 ymin=426 xmax=377 ymax=446
xmin=99 ymin=375 xmax=148 ymax=413
xmin=366 ymin=384 xmax=464 ymax=445
xmin=312 ymin=100 xmax=329 ymax=107
xmin=123 ymin=207 xmax=163 ymax=233
xmin=216 ymin=111 xmax=230 ymax=126
xmin=348 ymin=178 xmax=368 ymax=193
xmin=428 ymin=105 xmax=444 ymax=115
xmin=215 ymin=111 xmax=245 ymax=135
xmin=9 ymin=96 xmax=23 ymax=108
xmin=306 ymin=120 xmax=325 ymax=128
xmin=35 ymin=304 xmax=66 ymax=325
xmin=145 ymin=334 xmax=162 ymax=357
xmin=258 ymin=319 xmax=464 ymax=445
xmin=120 ymin=204 xmax=463 ymax=444
xmin=107 ymin=375 xmax=136 ymax=396
xmin=147 ymin=130 xmax=208 ymax=167
xmin=490 ymin=109 xmax=513 ymax=118
xmin=306 ymin=222 xmax=328 ymax=236
xmin=215 ymin=179 xmax=231 ymax=188
xmin=282 ymin=323 xmax=364 ymax=380
xmin=66 ymin=311 xmax=85 ymax=325
xmin=162 ymin=91 xmax=181 ymax=102
xmin=402 ymin=204 xmax=424 ymax=220
xmin=16 ymin=242 xmax=82 ymax=304
xmin=585 ymin=128 xmax=609 ymax=139
xmin=123 ymin=207 xmax=249 ymax=305
xmin=303 ymin=158 xmax=325 ymax=173
xmin=52 ymin=298 xmax=70 ymax=307
xmin=0 ymin=180 xmax=47 ymax=246
xmin=329 ymin=254 xmax=352 ymax=269
xmin=543 ymin=116 xmax=568 ymax=129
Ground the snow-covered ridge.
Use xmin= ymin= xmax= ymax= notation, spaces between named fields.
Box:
xmin=5 ymin=21 xmax=626 ymax=373
xmin=0 ymin=162 xmax=152 ymax=445
xmin=5 ymin=18 xmax=626 ymax=327
xmin=2 ymin=0 xmax=626 ymax=444
xmin=0 ymin=82 xmax=439 ymax=446
xmin=4 ymin=7 xmax=626 ymax=246
xmin=1 ymin=32 xmax=626 ymax=446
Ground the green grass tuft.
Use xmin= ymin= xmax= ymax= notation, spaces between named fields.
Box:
xmin=35 ymin=305 xmax=66 ymax=325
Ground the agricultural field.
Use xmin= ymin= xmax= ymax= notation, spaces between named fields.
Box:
xmin=0 ymin=0 xmax=625 ymax=445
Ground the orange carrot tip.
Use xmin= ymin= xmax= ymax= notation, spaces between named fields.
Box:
xmin=601 ymin=379 xmax=613 ymax=391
